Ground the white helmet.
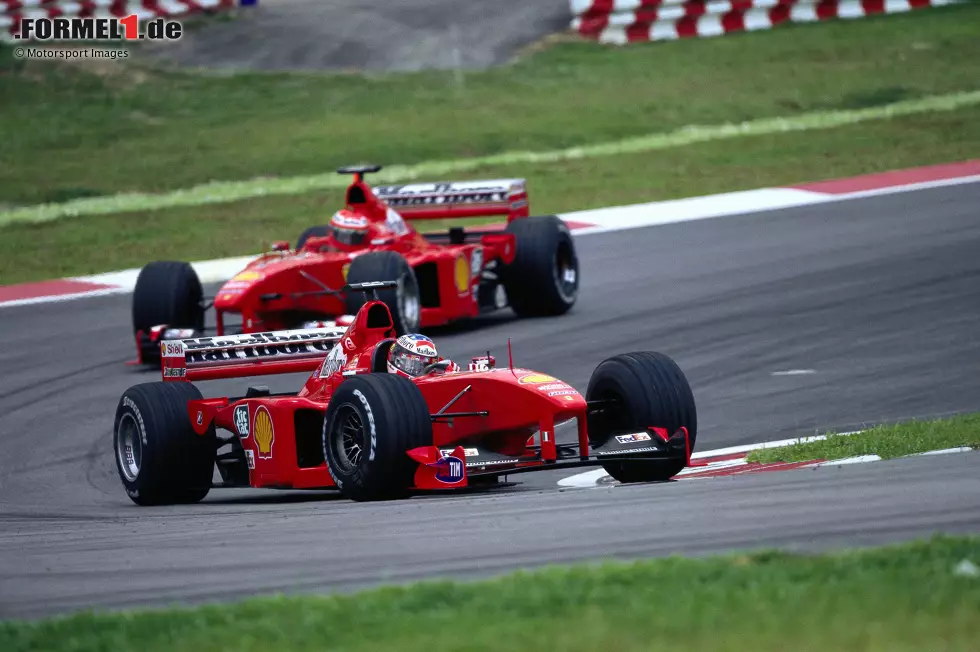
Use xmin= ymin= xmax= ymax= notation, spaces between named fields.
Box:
xmin=387 ymin=334 xmax=439 ymax=378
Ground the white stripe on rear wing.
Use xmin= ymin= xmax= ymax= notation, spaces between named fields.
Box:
xmin=161 ymin=327 xmax=346 ymax=382
xmin=372 ymin=179 xmax=528 ymax=217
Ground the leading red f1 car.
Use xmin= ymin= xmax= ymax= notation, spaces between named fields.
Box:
xmin=113 ymin=282 xmax=696 ymax=505
xmin=130 ymin=165 xmax=580 ymax=365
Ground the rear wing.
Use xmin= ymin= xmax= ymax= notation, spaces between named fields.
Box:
xmin=372 ymin=179 xmax=530 ymax=222
xmin=160 ymin=327 xmax=346 ymax=382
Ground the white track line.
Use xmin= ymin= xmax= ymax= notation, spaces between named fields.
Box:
xmin=560 ymin=434 xmax=975 ymax=488
xmin=910 ymin=446 xmax=974 ymax=456
xmin=4 ymin=173 xmax=980 ymax=309
xmin=807 ymin=455 xmax=882 ymax=467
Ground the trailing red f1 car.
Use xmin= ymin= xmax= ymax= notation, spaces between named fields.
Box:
xmin=113 ymin=282 xmax=697 ymax=505
xmin=131 ymin=165 xmax=580 ymax=365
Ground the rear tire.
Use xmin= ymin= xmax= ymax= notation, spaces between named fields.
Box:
xmin=296 ymin=225 xmax=331 ymax=250
xmin=344 ymin=251 xmax=421 ymax=335
xmin=586 ymin=352 xmax=697 ymax=483
xmin=132 ymin=261 xmax=204 ymax=365
xmin=322 ymin=374 xmax=432 ymax=501
xmin=113 ymin=381 xmax=216 ymax=506
xmin=502 ymin=215 xmax=579 ymax=317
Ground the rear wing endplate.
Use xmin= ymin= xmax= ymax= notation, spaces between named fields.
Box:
xmin=161 ymin=327 xmax=346 ymax=382
xmin=372 ymin=179 xmax=529 ymax=221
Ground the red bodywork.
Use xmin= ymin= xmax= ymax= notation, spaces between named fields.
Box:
xmin=210 ymin=172 xmax=527 ymax=335
xmin=158 ymin=299 xmax=690 ymax=494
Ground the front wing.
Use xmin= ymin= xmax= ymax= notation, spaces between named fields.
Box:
xmin=407 ymin=427 xmax=691 ymax=490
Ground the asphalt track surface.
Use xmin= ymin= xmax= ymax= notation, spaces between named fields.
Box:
xmin=2 ymin=182 xmax=979 ymax=619
xmin=138 ymin=0 xmax=571 ymax=72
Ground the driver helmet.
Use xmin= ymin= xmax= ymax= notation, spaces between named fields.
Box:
xmin=329 ymin=210 xmax=369 ymax=247
xmin=387 ymin=334 xmax=439 ymax=378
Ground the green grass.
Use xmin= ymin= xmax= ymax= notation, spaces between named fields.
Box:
xmin=3 ymin=536 xmax=980 ymax=652
xmin=747 ymin=413 xmax=980 ymax=463
xmin=1 ymin=2 xmax=979 ymax=208
xmin=2 ymin=88 xmax=978 ymax=226
xmin=2 ymin=102 xmax=978 ymax=285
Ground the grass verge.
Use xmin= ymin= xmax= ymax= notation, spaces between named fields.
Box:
xmin=2 ymin=536 xmax=979 ymax=652
xmin=747 ymin=413 xmax=980 ymax=463
xmin=0 ymin=2 xmax=979 ymax=208
xmin=1 ymin=88 xmax=978 ymax=226
xmin=2 ymin=102 xmax=978 ymax=285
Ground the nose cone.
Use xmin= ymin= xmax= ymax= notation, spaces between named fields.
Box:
xmin=511 ymin=371 xmax=586 ymax=407
xmin=546 ymin=389 xmax=586 ymax=409
xmin=214 ymin=270 xmax=265 ymax=308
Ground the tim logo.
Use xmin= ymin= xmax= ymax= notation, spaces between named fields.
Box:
xmin=434 ymin=455 xmax=464 ymax=484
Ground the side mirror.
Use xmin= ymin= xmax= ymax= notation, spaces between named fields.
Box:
xmin=270 ymin=240 xmax=290 ymax=252
xmin=469 ymin=355 xmax=495 ymax=372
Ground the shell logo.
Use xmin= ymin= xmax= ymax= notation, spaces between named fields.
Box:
xmin=454 ymin=255 xmax=470 ymax=294
xmin=253 ymin=406 xmax=275 ymax=460
xmin=518 ymin=373 xmax=557 ymax=385
xmin=231 ymin=271 xmax=262 ymax=282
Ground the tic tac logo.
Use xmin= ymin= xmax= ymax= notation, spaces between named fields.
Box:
xmin=16 ymin=16 xmax=183 ymax=42
xmin=253 ymin=406 xmax=275 ymax=459
xmin=233 ymin=404 xmax=250 ymax=439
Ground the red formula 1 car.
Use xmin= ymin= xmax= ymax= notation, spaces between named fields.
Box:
xmin=113 ymin=282 xmax=697 ymax=505
xmin=130 ymin=165 xmax=580 ymax=365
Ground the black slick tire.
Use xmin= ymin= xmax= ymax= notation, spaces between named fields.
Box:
xmin=113 ymin=381 xmax=216 ymax=506
xmin=344 ymin=251 xmax=421 ymax=335
xmin=132 ymin=261 xmax=204 ymax=365
xmin=322 ymin=374 xmax=432 ymax=501
xmin=586 ymin=352 xmax=697 ymax=483
xmin=501 ymin=215 xmax=579 ymax=317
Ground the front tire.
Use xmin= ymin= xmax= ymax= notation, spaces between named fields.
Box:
xmin=502 ymin=215 xmax=579 ymax=317
xmin=344 ymin=251 xmax=421 ymax=335
xmin=132 ymin=261 xmax=204 ymax=365
xmin=586 ymin=352 xmax=697 ymax=483
xmin=322 ymin=374 xmax=432 ymax=501
xmin=113 ymin=381 xmax=216 ymax=506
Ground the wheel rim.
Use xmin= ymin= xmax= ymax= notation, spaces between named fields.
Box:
xmin=553 ymin=240 xmax=578 ymax=303
xmin=331 ymin=404 xmax=367 ymax=473
xmin=397 ymin=272 xmax=421 ymax=331
xmin=116 ymin=413 xmax=142 ymax=482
